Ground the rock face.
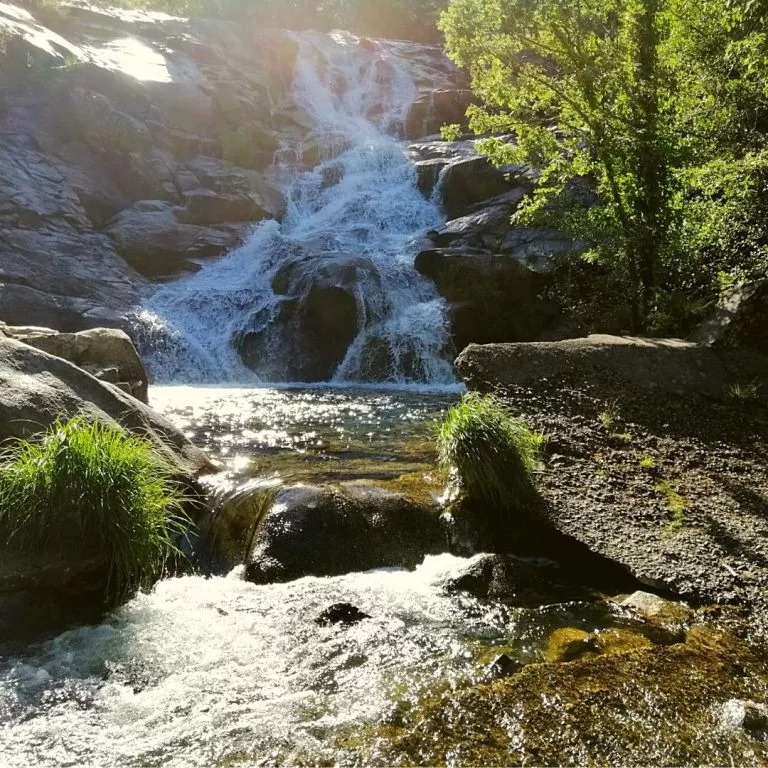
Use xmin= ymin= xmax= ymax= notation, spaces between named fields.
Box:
xmin=407 ymin=138 xmax=584 ymax=350
xmin=0 ymin=324 xmax=149 ymax=402
xmin=0 ymin=3 xmax=465 ymax=334
xmin=0 ymin=333 xmax=212 ymax=638
xmin=455 ymin=336 xmax=768 ymax=607
xmin=692 ymin=279 xmax=768 ymax=356
xmin=245 ymin=483 xmax=446 ymax=583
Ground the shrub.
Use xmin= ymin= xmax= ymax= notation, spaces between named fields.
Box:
xmin=437 ymin=393 xmax=542 ymax=516
xmin=0 ymin=417 xmax=188 ymax=604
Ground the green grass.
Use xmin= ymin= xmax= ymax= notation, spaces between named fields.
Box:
xmin=726 ymin=382 xmax=760 ymax=402
xmin=639 ymin=454 xmax=657 ymax=470
xmin=0 ymin=417 xmax=188 ymax=604
xmin=437 ymin=393 xmax=542 ymax=515
xmin=597 ymin=400 xmax=621 ymax=431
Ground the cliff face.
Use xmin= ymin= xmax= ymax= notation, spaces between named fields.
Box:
xmin=0 ymin=1 xmax=469 ymax=333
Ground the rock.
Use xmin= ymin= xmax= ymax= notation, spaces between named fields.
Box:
xmin=437 ymin=156 xmax=530 ymax=219
xmin=105 ymin=201 xmax=245 ymax=278
xmin=484 ymin=653 xmax=524 ymax=680
xmin=429 ymin=202 xmax=521 ymax=250
xmin=415 ymin=248 xmax=561 ymax=349
xmin=178 ymin=187 xmax=273 ymax=226
xmin=620 ymin=591 xmax=693 ymax=628
xmin=405 ymin=88 xmax=474 ymax=139
xmin=0 ymin=334 xmax=211 ymax=478
xmin=315 ymin=603 xmax=371 ymax=627
xmin=455 ymin=335 xmax=768 ymax=401
xmin=692 ymin=279 xmax=768 ymax=356
xmin=0 ymin=325 xmax=149 ymax=403
xmin=719 ymin=699 xmax=768 ymax=733
xmin=237 ymin=252 xmax=382 ymax=382
xmin=244 ymin=483 xmax=446 ymax=584
xmin=544 ymin=628 xmax=601 ymax=663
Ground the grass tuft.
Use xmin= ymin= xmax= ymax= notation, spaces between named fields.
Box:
xmin=437 ymin=393 xmax=542 ymax=516
xmin=0 ymin=417 xmax=188 ymax=605
xmin=726 ymin=382 xmax=760 ymax=402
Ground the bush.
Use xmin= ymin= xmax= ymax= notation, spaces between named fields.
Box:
xmin=437 ymin=393 xmax=542 ymax=516
xmin=0 ymin=417 xmax=188 ymax=604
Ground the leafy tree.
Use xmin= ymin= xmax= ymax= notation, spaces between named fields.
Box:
xmin=440 ymin=0 xmax=768 ymax=332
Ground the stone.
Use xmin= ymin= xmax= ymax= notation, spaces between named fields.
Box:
xmin=544 ymin=628 xmax=601 ymax=663
xmin=484 ymin=653 xmax=524 ymax=680
xmin=0 ymin=334 xmax=212 ymax=478
xmin=691 ymin=279 xmax=768 ymax=356
xmin=315 ymin=603 xmax=372 ymax=627
xmin=620 ymin=591 xmax=693 ymax=628
xmin=437 ymin=155 xmax=529 ymax=219
xmin=415 ymin=248 xmax=561 ymax=350
xmin=237 ymin=252 xmax=382 ymax=382
xmin=178 ymin=188 xmax=273 ymax=226
xmin=244 ymin=483 xmax=446 ymax=584
xmin=105 ymin=201 xmax=245 ymax=278
xmin=455 ymin=335 xmax=768 ymax=401
xmin=1 ymin=325 xmax=149 ymax=403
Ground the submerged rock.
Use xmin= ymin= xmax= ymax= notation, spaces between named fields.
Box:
xmin=244 ymin=483 xmax=446 ymax=584
xmin=315 ymin=603 xmax=371 ymax=627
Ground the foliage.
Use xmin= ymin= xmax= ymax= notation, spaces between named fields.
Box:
xmin=597 ymin=400 xmax=621 ymax=431
xmin=0 ymin=417 xmax=188 ymax=604
xmin=437 ymin=393 xmax=542 ymax=517
xmin=439 ymin=0 xmax=768 ymax=333
xmin=639 ymin=454 xmax=657 ymax=470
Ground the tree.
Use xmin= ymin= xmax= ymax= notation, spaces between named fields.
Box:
xmin=439 ymin=0 xmax=768 ymax=332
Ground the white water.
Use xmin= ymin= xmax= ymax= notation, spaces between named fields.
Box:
xmin=0 ymin=556 xmax=516 ymax=767
xmin=134 ymin=31 xmax=454 ymax=386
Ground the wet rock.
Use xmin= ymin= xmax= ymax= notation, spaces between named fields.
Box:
xmin=719 ymin=699 xmax=768 ymax=733
xmin=244 ymin=483 xmax=445 ymax=584
xmin=0 ymin=325 xmax=149 ymax=403
xmin=415 ymin=248 xmax=561 ymax=349
xmin=437 ymin=155 xmax=529 ymax=219
xmin=315 ymin=603 xmax=371 ymax=627
xmin=544 ymin=628 xmax=601 ymax=663
xmin=404 ymin=89 xmax=474 ymax=140
xmin=0 ymin=334 xmax=211 ymax=478
xmin=484 ymin=653 xmax=524 ymax=680
xmin=237 ymin=252 xmax=382 ymax=382
xmin=621 ymin=591 xmax=693 ymax=628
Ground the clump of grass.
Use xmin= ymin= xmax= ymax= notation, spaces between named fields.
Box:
xmin=437 ymin=393 xmax=542 ymax=515
xmin=639 ymin=454 xmax=657 ymax=470
xmin=656 ymin=479 xmax=688 ymax=533
xmin=726 ymin=382 xmax=760 ymax=402
xmin=0 ymin=417 xmax=188 ymax=604
xmin=597 ymin=400 xmax=621 ymax=431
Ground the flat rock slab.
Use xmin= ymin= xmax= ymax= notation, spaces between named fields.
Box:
xmin=457 ymin=337 xmax=768 ymax=606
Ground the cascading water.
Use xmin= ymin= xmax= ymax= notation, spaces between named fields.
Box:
xmin=134 ymin=31 xmax=454 ymax=386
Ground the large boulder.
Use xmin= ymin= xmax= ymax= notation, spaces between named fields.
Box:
xmin=415 ymin=248 xmax=562 ymax=350
xmin=237 ymin=251 xmax=382 ymax=382
xmin=455 ymin=335 xmax=768 ymax=401
xmin=691 ymin=279 xmax=768 ymax=356
xmin=0 ymin=324 xmax=149 ymax=403
xmin=244 ymin=483 xmax=447 ymax=583
xmin=0 ymin=334 xmax=212 ymax=639
xmin=0 ymin=335 xmax=211 ymax=477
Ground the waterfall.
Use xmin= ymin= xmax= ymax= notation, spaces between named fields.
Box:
xmin=133 ymin=31 xmax=455 ymax=386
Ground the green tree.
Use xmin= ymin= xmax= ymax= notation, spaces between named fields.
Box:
xmin=439 ymin=0 xmax=768 ymax=332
